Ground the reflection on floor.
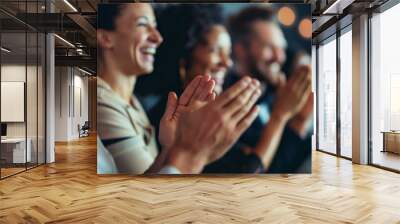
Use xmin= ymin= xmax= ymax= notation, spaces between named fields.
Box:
xmin=0 ymin=162 xmax=43 ymax=178
xmin=0 ymin=135 xmax=399 ymax=223
xmin=373 ymin=150 xmax=400 ymax=171
xmin=341 ymin=147 xmax=352 ymax=158
xmin=0 ymin=167 xmax=25 ymax=177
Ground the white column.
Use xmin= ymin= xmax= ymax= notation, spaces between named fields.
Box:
xmin=312 ymin=45 xmax=317 ymax=150
xmin=46 ymin=1 xmax=55 ymax=163
xmin=352 ymin=14 xmax=369 ymax=164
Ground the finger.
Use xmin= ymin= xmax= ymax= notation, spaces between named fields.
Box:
xmin=277 ymin=72 xmax=286 ymax=88
xmin=215 ymin=76 xmax=252 ymax=107
xmin=163 ymin=92 xmax=178 ymax=120
xmin=236 ymin=106 xmax=260 ymax=135
xmin=290 ymin=66 xmax=307 ymax=90
xmin=297 ymin=82 xmax=312 ymax=109
xmin=231 ymin=87 xmax=261 ymax=123
xmin=295 ymin=66 xmax=311 ymax=91
xmin=291 ymin=70 xmax=305 ymax=91
xmin=191 ymin=75 xmax=210 ymax=99
xmin=308 ymin=93 xmax=314 ymax=105
xmin=206 ymin=92 xmax=216 ymax=101
xmin=288 ymin=68 xmax=302 ymax=86
xmin=179 ymin=75 xmax=202 ymax=106
xmin=301 ymin=80 xmax=312 ymax=98
xmin=298 ymin=70 xmax=311 ymax=96
xmin=223 ymin=79 xmax=260 ymax=116
xmin=199 ymin=79 xmax=215 ymax=101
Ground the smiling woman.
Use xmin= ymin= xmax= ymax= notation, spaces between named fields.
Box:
xmin=152 ymin=4 xmax=232 ymax=95
xmin=97 ymin=3 xmax=162 ymax=76
xmin=96 ymin=3 xmax=262 ymax=175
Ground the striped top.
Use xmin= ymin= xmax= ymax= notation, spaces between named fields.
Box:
xmin=97 ymin=77 xmax=158 ymax=174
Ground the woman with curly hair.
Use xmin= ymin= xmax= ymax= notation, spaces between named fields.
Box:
xmin=137 ymin=4 xmax=231 ymax=97
xmin=137 ymin=4 xmax=233 ymax=139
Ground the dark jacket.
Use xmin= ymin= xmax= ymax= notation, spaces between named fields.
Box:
xmin=203 ymin=71 xmax=312 ymax=173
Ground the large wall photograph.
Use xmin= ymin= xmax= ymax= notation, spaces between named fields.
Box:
xmin=97 ymin=3 xmax=312 ymax=175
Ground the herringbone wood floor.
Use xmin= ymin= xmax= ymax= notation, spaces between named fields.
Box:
xmin=0 ymin=135 xmax=400 ymax=224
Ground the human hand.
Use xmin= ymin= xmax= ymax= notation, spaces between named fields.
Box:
xmin=272 ymin=65 xmax=311 ymax=122
xmin=289 ymin=92 xmax=313 ymax=137
xmin=159 ymin=75 xmax=215 ymax=148
xmin=168 ymin=77 xmax=262 ymax=173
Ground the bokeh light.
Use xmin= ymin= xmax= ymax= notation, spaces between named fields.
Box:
xmin=277 ymin=6 xmax=296 ymax=27
xmin=298 ymin=18 xmax=312 ymax=39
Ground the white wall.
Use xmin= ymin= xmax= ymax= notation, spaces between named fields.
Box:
xmin=1 ymin=65 xmax=26 ymax=138
xmin=54 ymin=67 xmax=89 ymax=141
xmin=1 ymin=65 xmax=26 ymax=140
xmin=1 ymin=64 xmax=46 ymax=164
xmin=72 ymin=73 xmax=89 ymax=138
xmin=55 ymin=66 xmax=69 ymax=141
xmin=1 ymin=65 xmax=40 ymax=138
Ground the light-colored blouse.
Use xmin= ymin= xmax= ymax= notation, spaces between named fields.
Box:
xmin=97 ymin=77 xmax=158 ymax=174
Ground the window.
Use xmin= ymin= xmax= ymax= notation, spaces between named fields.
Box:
xmin=371 ymin=2 xmax=400 ymax=171
xmin=317 ymin=36 xmax=337 ymax=154
xmin=339 ymin=29 xmax=352 ymax=158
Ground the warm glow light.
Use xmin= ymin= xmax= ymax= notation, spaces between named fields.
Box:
xmin=277 ymin=6 xmax=296 ymax=27
xmin=298 ymin=18 xmax=312 ymax=39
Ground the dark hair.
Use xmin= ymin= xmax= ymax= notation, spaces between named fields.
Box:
xmin=228 ymin=6 xmax=276 ymax=44
xmin=136 ymin=4 xmax=224 ymax=95
xmin=97 ymin=4 xmax=127 ymax=31
xmin=158 ymin=4 xmax=223 ymax=70
xmin=97 ymin=3 xmax=129 ymax=65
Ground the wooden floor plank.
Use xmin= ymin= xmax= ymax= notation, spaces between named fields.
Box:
xmin=0 ymin=135 xmax=399 ymax=223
